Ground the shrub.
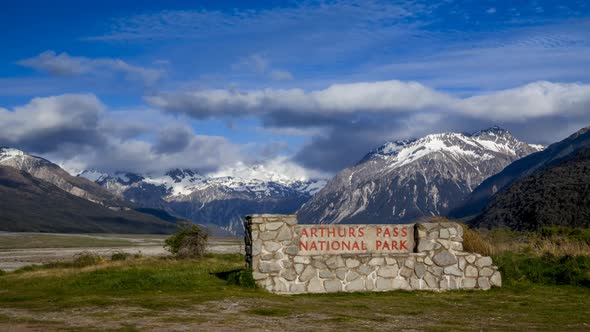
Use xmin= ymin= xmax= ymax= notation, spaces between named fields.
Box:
xmin=461 ymin=224 xmax=495 ymax=256
xmin=225 ymin=269 xmax=256 ymax=288
xmin=165 ymin=223 xmax=208 ymax=258
xmin=0 ymin=269 xmax=5 ymax=276
xmin=72 ymin=252 xmax=104 ymax=268
xmin=111 ymin=251 xmax=131 ymax=261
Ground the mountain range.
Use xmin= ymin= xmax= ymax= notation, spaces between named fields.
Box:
xmin=297 ymin=126 xmax=543 ymax=225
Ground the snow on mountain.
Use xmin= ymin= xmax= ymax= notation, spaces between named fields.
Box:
xmin=298 ymin=127 xmax=544 ymax=225
xmin=79 ymin=161 xmax=327 ymax=235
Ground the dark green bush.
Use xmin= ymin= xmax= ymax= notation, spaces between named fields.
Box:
xmin=225 ymin=269 xmax=256 ymax=288
xmin=0 ymin=269 xmax=5 ymax=276
xmin=165 ymin=223 xmax=208 ymax=258
xmin=494 ymin=251 xmax=590 ymax=287
xmin=541 ymin=226 xmax=590 ymax=244
xmin=72 ymin=252 xmax=104 ymax=268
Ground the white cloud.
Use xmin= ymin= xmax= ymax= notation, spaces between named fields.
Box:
xmin=147 ymin=80 xmax=590 ymax=122
xmin=18 ymin=51 xmax=164 ymax=85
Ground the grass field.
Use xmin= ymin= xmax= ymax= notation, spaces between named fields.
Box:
xmin=0 ymin=233 xmax=168 ymax=249
xmin=0 ymin=254 xmax=588 ymax=331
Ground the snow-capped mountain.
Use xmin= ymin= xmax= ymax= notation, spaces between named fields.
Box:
xmin=297 ymin=127 xmax=544 ymax=225
xmin=0 ymin=147 xmax=126 ymax=208
xmin=79 ymin=164 xmax=327 ymax=234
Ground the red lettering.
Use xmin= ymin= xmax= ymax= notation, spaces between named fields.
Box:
xmin=392 ymin=240 xmax=398 ymax=250
xmin=376 ymin=227 xmax=382 ymax=237
xmin=382 ymin=241 xmax=390 ymax=250
xmin=328 ymin=227 xmax=336 ymax=237
xmin=400 ymin=240 xmax=408 ymax=250
xmin=358 ymin=227 xmax=365 ymax=237
xmin=311 ymin=228 xmax=317 ymax=237
xmin=301 ymin=228 xmax=308 ymax=237
xmin=332 ymin=241 xmax=340 ymax=250
xmin=352 ymin=241 xmax=360 ymax=250
xmin=401 ymin=227 xmax=408 ymax=237
xmin=361 ymin=241 xmax=367 ymax=251
xmin=393 ymin=227 xmax=399 ymax=237
xmin=383 ymin=227 xmax=391 ymax=237
xmin=338 ymin=228 xmax=346 ymax=237
xmin=319 ymin=227 xmax=325 ymax=237
xmin=299 ymin=241 xmax=308 ymax=251
xmin=342 ymin=241 xmax=350 ymax=250
xmin=310 ymin=241 xmax=318 ymax=250
xmin=349 ymin=228 xmax=355 ymax=237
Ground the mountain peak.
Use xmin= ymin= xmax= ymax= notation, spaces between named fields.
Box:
xmin=470 ymin=125 xmax=510 ymax=137
xmin=0 ymin=147 xmax=25 ymax=161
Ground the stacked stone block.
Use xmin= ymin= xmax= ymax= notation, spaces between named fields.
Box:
xmin=244 ymin=214 xmax=501 ymax=294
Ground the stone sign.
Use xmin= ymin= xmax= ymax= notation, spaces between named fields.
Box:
xmin=296 ymin=225 xmax=414 ymax=255
xmin=244 ymin=214 xmax=502 ymax=294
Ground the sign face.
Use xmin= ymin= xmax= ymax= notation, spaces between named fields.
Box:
xmin=295 ymin=224 xmax=414 ymax=255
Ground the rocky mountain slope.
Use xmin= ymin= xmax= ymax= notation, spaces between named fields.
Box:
xmin=297 ymin=127 xmax=543 ymax=224
xmin=473 ymin=145 xmax=590 ymax=230
xmin=0 ymin=165 xmax=176 ymax=234
xmin=450 ymin=126 xmax=590 ymax=219
xmin=0 ymin=148 xmax=126 ymax=208
xmin=80 ymin=166 xmax=326 ymax=234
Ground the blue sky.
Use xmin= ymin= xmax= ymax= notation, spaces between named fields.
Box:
xmin=1 ymin=0 xmax=589 ymax=176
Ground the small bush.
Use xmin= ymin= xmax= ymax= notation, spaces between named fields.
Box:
xmin=461 ymin=224 xmax=494 ymax=256
xmin=111 ymin=251 xmax=131 ymax=261
xmin=165 ymin=223 xmax=208 ymax=258
xmin=225 ymin=269 xmax=256 ymax=288
xmin=0 ymin=269 xmax=5 ymax=276
xmin=72 ymin=252 xmax=104 ymax=268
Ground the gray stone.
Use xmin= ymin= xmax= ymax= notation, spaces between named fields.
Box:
xmin=265 ymin=222 xmax=284 ymax=231
xmin=439 ymin=278 xmax=449 ymax=290
xmin=385 ymin=257 xmax=397 ymax=265
xmin=346 ymin=271 xmax=360 ymax=282
xmin=448 ymin=277 xmax=458 ymax=290
xmin=295 ymin=263 xmax=304 ymax=274
xmin=376 ymin=278 xmax=393 ymax=290
xmin=336 ymin=269 xmax=347 ymax=280
xmin=475 ymin=256 xmax=493 ymax=268
xmin=273 ymin=252 xmax=283 ymax=260
xmin=490 ymin=271 xmax=502 ymax=287
xmin=424 ymin=272 xmax=438 ymax=289
xmin=308 ymin=278 xmax=325 ymax=293
xmin=427 ymin=230 xmax=440 ymax=239
xmin=439 ymin=228 xmax=450 ymax=239
xmin=480 ymin=267 xmax=494 ymax=277
xmin=284 ymin=245 xmax=298 ymax=255
xmin=325 ymin=279 xmax=342 ymax=292
xmin=438 ymin=239 xmax=451 ymax=249
xmin=252 ymin=240 xmax=262 ymax=256
xmin=294 ymin=256 xmax=310 ymax=264
xmin=366 ymin=279 xmax=375 ymax=290
xmin=418 ymin=240 xmax=441 ymax=252
xmin=444 ymin=265 xmax=462 ymax=277
xmin=312 ymin=260 xmax=327 ymax=269
xmin=415 ymin=263 xmax=426 ymax=279
xmin=400 ymin=267 xmax=414 ymax=278
xmin=405 ymin=258 xmax=415 ymax=269
xmin=429 ymin=265 xmax=444 ymax=277
xmin=462 ymin=278 xmax=477 ymax=289
xmin=358 ymin=265 xmax=372 ymax=275
xmin=264 ymin=241 xmax=281 ymax=252
xmin=466 ymin=255 xmax=476 ymax=264
xmin=326 ymin=256 xmax=345 ymax=269
xmin=276 ymin=226 xmax=293 ymax=241
xmin=259 ymin=261 xmax=282 ymax=273
xmin=449 ymin=227 xmax=457 ymax=236
xmin=251 ymin=230 xmax=259 ymax=240
xmin=433 ymin=251 xmax=458 ymax=266
xmin=368 ymin=257 xmax=384 ymax=266
xmin=290 ymin=283 xmax=306 ymax=293
xmin=450 ymin=242 xmax=463 ymax=251
xmin=465 ymin=265 xmax=478 ymax=278
xmin=273 ymin=277 xmax=288 ymax=293
xmin=393 ymin=278 xmax=410 ymax=290
xmin=478 ymin=277 xmax=491 ymax=290
xmin=252 ymin=272 xmax=268 ymax=280
xmin=284 ymin=216 xmax=297 ymax=225
xmin=410 ymin=278 xmax=422 ymax=290
xmin=260 ymin=231 xmax=278 ymax=241
xmin=346 ymin=279 xmax=365 ymax=292
xmin=424 ymin=256 xmax=433 ymax=266
xmin=346 ymin=258 xmax=361 ymax=268
xmin=319 ymin=269 xmax=335 ymax=279
xmin=260 ymin=253 xmax=273 ymax=261
xmin=281 ymin=269 xmax=297 ymax=281
xmin=458 ymin=257 xmax=466 ymax=271
xmin=300 ymin=265 xmax=317 ymax=282
xmin=377 ymin=265 xmax=399 ymax=278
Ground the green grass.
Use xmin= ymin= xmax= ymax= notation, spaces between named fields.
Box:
xmin=0 ymin=254 xmax=588 ymax=331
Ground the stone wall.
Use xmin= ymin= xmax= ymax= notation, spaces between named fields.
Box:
xmin=244 ymin=214 xmax=501 ymax=294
